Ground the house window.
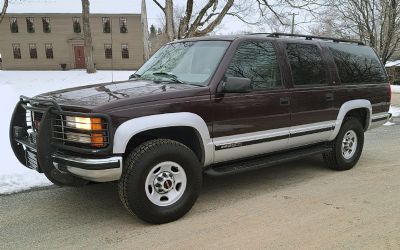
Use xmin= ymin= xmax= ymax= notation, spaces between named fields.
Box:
xmin=121 ymin=44 xmax=129 ymax=59
xmin=26 ymin=17 xmax=35 ymax=33
xmin=9 ymin=17 xmax=18 ymax=33
xmin=119 ymin=18 xmax=127 ymax=33
xmin=72 ymin=17 xmax=81 ymax=33
xmin=42 ymin=17 xmax=51 ymax=33
xmin=102 ymin=17 xmax=111 ymax=33
xmin=29 ymin=44 xmax=38 ymax=59
xmin=12 ymin=44 xmax=21 ymax=59
xmin=104 ymin=44 xmax=112 ymax=59
xmin=45 ymin=43 xmax=54 ymax=59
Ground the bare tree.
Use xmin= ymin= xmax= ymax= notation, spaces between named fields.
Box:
xmin=313 ymin=0 xmax=400 ymax=64
xmin=153 ymin=0 xmax=237 ymax=40
xmin=0 ymin=0 xmax=9 ymax=24
xmin=81 ymin=0 xmax=96 ymax=73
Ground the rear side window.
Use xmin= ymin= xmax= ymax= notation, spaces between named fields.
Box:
xmin=226 ymin=41 xmax=281 ymax=90
xmin=327 ymin=43 xmax=387 ymax=84
xmin=286 ymin=43 xmax=327 ymax=86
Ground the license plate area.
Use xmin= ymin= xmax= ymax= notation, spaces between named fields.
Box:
xmin=25 ymin=149 xmax=39 ymax=171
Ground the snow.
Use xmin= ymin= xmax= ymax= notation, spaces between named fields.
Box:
xmin=5 ymin=0 xmax=141 ymax=14
xmin=385 ymin=60 xmax=400 ymax=68
xmin=389 ymin=105 xmax=400 ymax=118
xmin=392 ymin=85 xmax=400 ymax=93
xmin=0 ymin=70 xmax=132 ymax=194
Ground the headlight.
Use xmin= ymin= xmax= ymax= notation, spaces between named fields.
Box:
xmin=64 ymin=116 xmax=106 ymax=148
xmin=66 ymin=116 xmax=102 ymax=130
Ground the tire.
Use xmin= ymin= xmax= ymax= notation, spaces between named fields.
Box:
xmin=323 ymin=117 xmax=364 ymax=171
xmin=119 ymin=139 xmax=202 ymax=224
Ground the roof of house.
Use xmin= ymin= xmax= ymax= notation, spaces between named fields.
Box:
xmin=5 ymin=0 xmax=141 ymax=14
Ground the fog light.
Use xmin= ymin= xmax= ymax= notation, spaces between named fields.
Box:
xmin=66 ymin=132 xmax=91 ymax=144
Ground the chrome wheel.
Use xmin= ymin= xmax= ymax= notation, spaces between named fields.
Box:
xmin=145 ymin=161 xmax=187 ymax=206
xmin=341 ymin=130 xmax=358 ymax=160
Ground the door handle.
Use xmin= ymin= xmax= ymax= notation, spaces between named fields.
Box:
xmin=326 ymin=93 xmax=334 ymax=102
xmin=280 ymin=97 xmax=290 ymax=106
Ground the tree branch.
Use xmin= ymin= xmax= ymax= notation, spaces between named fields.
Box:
xmin=0 ymin=0 xmax=9 ymax=24
xmin=152 ymin=0 xmax=165 ymax=12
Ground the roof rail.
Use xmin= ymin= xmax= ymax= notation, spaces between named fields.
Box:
xmin=249 ymin=32 xmax=364 ymax=45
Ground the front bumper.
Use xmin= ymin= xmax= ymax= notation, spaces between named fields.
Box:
xmin=53 ymin=153 xmax=122 ymax=182
xmin=10 ymin=96 xmax=121 ymax=183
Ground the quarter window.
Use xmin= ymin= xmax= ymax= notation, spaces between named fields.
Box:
xmin=26 ymin=17 xmax=35 ymax=33
xmin=121 ymin=44 xmax=129 ymax=59
xmin=42 ymin=17 xmax=51 ymax=33
xmin=104 ymin=44 xmax=112 ymax=59
xmin=9 ymin=17 xmax=18 ymax=33
xmin=72 ymin=17 xmax=81 ymax=33
xmin=45 ymin=44 xmax=54 ymax=59
xmin=286 ymin=43 xmax=326 ymax=85
xmin=327 ymin=43 xmax=387 ymax=84
xmin=119 ymin=18 xmax=127 ymax=33
xmin=12 ymin=44 xmax=21 ymax=59
xmin=226 ymin=41 xmax=281 ymax=90
xmin=102 ymin=17 xmax=111 ymax=33
xmin=29 ymin=43 xmax=38 ymax=59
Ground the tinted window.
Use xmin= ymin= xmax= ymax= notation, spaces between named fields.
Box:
xmin=327 ymin=43 xmax=387 ymax=84
xmin=226 ymin=41 xmax=281 ymax=90
xmin=286 ymin=43 xmax=326 ymax=85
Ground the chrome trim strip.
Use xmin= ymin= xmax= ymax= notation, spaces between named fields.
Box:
xmin=213 ymin=121 xmax=336 ymax=150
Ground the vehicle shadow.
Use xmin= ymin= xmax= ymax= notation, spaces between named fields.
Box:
xmin=27 ymin=155 xmax=330 ymax=225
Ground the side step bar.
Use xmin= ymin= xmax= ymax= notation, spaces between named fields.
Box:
xmin=204 ymin=144 xmax=332 ymax=177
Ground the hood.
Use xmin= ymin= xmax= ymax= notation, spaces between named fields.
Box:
xmin=36 ymin=79 xmax=208 ymax=111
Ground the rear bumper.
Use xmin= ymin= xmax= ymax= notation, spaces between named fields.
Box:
xmin=369 ymin=112 xmax=391 ymax=130
xmin=53 ymin=153 xmax=122 ymax=182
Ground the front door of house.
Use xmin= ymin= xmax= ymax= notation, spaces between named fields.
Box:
xmin=74 ymin=46 xmax=86 ymax=69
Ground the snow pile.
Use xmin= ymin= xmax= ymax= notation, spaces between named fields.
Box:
xmin=389 ymin=105 xmax=400 ymax=118
xmin=0 ymin=70 xmax=132 ymax=194
xmin=392 ymin=85 xmax=400 ymax=93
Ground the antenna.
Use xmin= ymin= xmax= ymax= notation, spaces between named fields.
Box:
xmin=111 ymin=18 xmax=114 ymax=83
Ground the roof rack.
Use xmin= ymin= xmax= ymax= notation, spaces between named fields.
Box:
xmin=249 ymin=32 xmax=364 ymax=45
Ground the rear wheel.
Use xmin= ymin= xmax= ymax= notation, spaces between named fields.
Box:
xmin=119 ymin=139 xmax=202 ymax=224
xmin=323 ymin=118 xmax=364 ymax=170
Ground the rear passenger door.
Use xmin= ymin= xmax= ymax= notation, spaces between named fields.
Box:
xmin=285 ymin=42 xmax=337 ymax=148
xmin=212 ymin=40 xmax=291 ymax=163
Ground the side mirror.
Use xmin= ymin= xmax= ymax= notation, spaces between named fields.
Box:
xmin=129 ymin=73 xmax=140 ymax=80
xmin=222 ymin=77 xmax=252 ymax=93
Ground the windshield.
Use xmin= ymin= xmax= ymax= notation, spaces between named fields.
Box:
xmin=136 ymin=41 xmax=231 ymax=86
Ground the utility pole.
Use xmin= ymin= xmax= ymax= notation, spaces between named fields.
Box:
xmin=291 ymin=13 xmax=298 ymax=34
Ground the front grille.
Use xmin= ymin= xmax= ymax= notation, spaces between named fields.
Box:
xmin=52 ymin=115 xmax=110 ymax=149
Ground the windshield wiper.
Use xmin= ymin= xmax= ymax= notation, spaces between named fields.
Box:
xmin=152 ymin=72 xmax=185 ymax=84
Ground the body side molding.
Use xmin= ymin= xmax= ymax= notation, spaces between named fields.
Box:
xmin=113 ymin=112 xmax=214 ymax=166
xmin=330 ymin=99 xmax=372 ymax=140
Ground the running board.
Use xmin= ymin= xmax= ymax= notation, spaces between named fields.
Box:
xmin=204 ymin=144 xmax=332 ymax=177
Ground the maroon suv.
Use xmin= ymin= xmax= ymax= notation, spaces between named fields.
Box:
xmin=10 ymin=33 xmax=391 ymax=224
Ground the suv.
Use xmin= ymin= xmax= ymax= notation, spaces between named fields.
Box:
xmin=10 ymin=33 xmax=391 ymax=224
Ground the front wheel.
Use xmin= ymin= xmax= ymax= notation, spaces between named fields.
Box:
xmin=323 ymin=118 xmax=364 ymax=171
xmin=118 ymin=139 xmax=202 ymax=224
